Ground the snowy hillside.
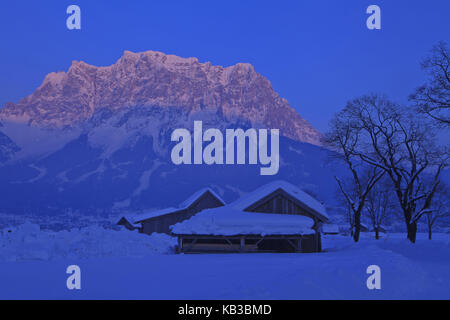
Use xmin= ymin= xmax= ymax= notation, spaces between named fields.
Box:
xmin=0 ymin=106 xmax=342 ymax=216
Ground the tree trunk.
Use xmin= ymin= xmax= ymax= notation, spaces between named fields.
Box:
xmin=407 ymin=221 xmax=417 ymax=243
xmin=375 ymin=228 xmax=380 ymax=240
xmin=353 ymin=213 xmax=361 ymax=242
xmin=428 ymin=227 xmax=432 ymax=240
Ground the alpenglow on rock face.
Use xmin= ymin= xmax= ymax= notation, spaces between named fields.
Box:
xmin=0 ymin=50 xmax=322 ymax=145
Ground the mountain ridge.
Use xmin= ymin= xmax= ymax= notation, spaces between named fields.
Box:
xmin=0 ymin=50 xmax=322 ymax=145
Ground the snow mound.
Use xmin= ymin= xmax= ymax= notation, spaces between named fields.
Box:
xmin=0 ymin=222 xmax=177 ymax=262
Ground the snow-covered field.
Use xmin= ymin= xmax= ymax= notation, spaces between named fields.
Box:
xmin=0 ymin=223 xmax=449 ymax=299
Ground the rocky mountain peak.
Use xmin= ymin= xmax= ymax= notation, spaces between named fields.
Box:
xmin=0 ymin=50 xmax=322 ymax=145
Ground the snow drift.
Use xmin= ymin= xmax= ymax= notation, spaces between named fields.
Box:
xmin=0 ymin=222 xmax=177 ymax=262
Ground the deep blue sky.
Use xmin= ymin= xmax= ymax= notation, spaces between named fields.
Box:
xmin=0 ymin=0 xmax=449 ymax=133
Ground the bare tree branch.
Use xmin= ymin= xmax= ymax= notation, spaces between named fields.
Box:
xmin=410 ymin=41 xmax=450 ymax=125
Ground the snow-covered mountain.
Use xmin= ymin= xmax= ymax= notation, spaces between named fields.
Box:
xmin=0 ymin=50 xmax=337 ymax=215
xmin=0 ymin=50 xmax=322 ymax=145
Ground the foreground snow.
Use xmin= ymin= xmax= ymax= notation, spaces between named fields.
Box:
xmin=0 ymin=224 xmax=449 ymax=299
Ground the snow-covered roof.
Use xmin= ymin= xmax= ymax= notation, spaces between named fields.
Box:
xmin=132 ymin=207 xmax=180 ymax=223
xmin=178 ymin=187 xmax=225 ymax=209
xmin=229 ymin=180 xmax=329 ymax=221
xmin=117 ymin=216 xmax=141 ymax=228
xmin=171 ymin=206 xmax=315 ymax=236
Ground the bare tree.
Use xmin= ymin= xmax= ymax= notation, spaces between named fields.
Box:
xmin=365 ymin=177 xmax=395 ymax=239
xmin=410 ymin=41 xmax=450 ymax=125
xmin=325 ymin=114 xmax=385 ymax=242
xmin=424 ymin=183 xmax=449 ymax=240
xmin=340 ymin=94 xmax=448 ymax=243
xmin=333 ymin=187 xmax=354 ymax=236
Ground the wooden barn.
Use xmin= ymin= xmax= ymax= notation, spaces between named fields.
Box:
xmin=116 ymin=216 xmax=141 ymax=231
xmin=171 ymin=180 xmax=329 ymax=253
xmin=118 ymin=188 xmax=225 ymax=234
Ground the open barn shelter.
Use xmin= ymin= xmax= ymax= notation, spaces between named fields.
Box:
xmin=172 ymin=207 xmax=321 ymax=253
xmin=118 ymin=188 xmax=225 ymax=234
xmin=171 ymin=180 xmax=329 ymax=253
